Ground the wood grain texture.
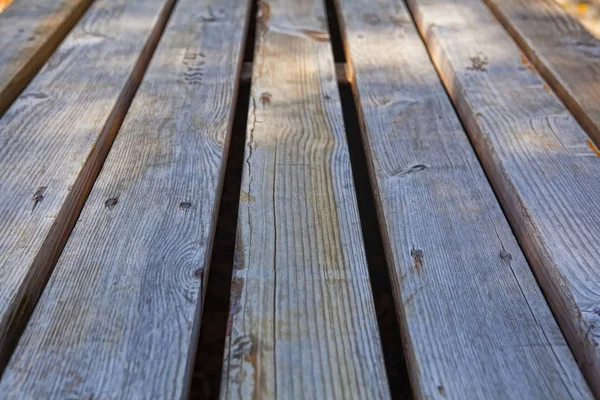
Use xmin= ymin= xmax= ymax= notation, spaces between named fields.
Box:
xmin=480 ymin=0 xmax=600 ymax=146
xmin=335 ymin=0 xmax=593 ymax=398
xmin=220 ymin=0 xmax=390 ymax=398
xmin=0 ymin=0 xmax=95 ymax=116
xmin=0 ymin=0 xmax=175 ymax=371
xmin=0 ymin=0 xmax=251 ymax=397
xmin=405 ymin=0 xmax=600 ymax=395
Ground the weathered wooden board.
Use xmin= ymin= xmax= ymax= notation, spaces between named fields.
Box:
xmin=335 ymin=0 xmax=593 ymax=398
xmin=0 ymin=0 xmax=175 ymax=370
xmin=405 ymin=0 xmax=600 ymax=395
xmin=481 ymin=0 xmax=600 ymax=145
xmin=0 ymin=0 xmax=95 ymax=116
xmin=220 ymin=0 xmax=390 ymax=398
xmin=0 ymin=0 xmax=251 ymax=397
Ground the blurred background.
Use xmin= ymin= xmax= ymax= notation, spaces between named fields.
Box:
xmin=0 ymin=0 xmax=11 ymax=13
xmin=1 ymin=0 xmax=600 ymax=37
xmin=558 ymin=0 xmax=600 ymax=36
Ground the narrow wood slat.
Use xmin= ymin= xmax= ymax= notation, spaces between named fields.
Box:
xmin=0 ymin=0 xmax=251 ymax=397
xmin=480 ymin=0 xmax=600 ymax=145
xmin=405 ymin=0 xmax=600 ymax=395
xmin=335 ymin=0 xmax=593 ymax=398
xmin=0 ymin=0 xmax=95 ymax=116
xmin=0 ymin=0 xmax=175 ymax=369
xmin=220 ymin=0 xmax=390 ymax=398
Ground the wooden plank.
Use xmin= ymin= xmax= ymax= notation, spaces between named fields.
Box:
xmin=220 ymin=0 xmax=390 ymax=398
xmin=0 ymin=0 xmax=251 ymax=397
xmin=0 ymin=0 xmax=95 ymax=116
xmin=335 ymin=0 xmax=593 ymax=398
xmin=480 ymin=0 xmax=600 ymax=146
xmin=0 ymin=0 xmax=176 ymax=370
xmin=405 ymin=0 xmax=600 ymax=395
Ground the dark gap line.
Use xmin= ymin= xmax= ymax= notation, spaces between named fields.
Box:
xmin=190 ymin=0 xmax=257 ymax=397
xmin=0 ymin=0 xmax=96 ymax=119
xmin=325 ymin=0 xmax=345 ymax=62
xmin=189 ymin=83 xmax=249 ymax=400
xmin=243 ymin=0 xmax=258 ymax=62
xmin=338 ymin=85 xmax=414 ymax=400
xmin=0 ymin=0 xmax=180 ymax=375
xmin=323 ymin=0 xmax=413 ymax=398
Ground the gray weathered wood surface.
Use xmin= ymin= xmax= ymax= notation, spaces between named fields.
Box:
xmin=0 ymin=0 xmax=175 ymax=370
xmin=220 ymin=0 xmax=390 ymax=398
xmin=406 ymin=0 xmax=600 ymax=395
xmin=0 ymin=0 xmax=250 ymax=397
xmin=335 ymin=0 xmax=593 ymax=398
xmin=0 ymin=0 xmax=94 ymax=116
xmin=481 ymin=0 xmax=600 ymax=145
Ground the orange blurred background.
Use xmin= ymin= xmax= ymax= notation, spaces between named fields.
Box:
xmin=0 ymin=0 xmax=13 ymax=13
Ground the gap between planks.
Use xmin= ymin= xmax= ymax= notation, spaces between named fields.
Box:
xmin=241 ymin=61 xmax=348 ymax=84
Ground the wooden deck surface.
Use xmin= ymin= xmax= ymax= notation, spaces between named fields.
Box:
xmin=0 ymin=0 xmax=599 ymax=398
xmin=0 ymin=0 xmax=249 ymax=397
xmin=338 ymin=0 xmax=590 ymax=398
xmin=220 ymin=0 xmax=389 ymax=398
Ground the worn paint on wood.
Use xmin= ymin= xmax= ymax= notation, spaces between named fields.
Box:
xmin=0 ymin=0 xmax=250 ymax=397
xmin=0 ymin=0 xmax=95 ymax=116
xmin=0 ymin=0 xmax=175 ymax=370
xmin=220 ymin=0 xmax=390 ymax=398
xmin=482 ymin=0 xmax=600 ymax=146
xmin=336 ymin=0 xmax=592 ymax=398
xmin=405 ymin=0 xmax=600 ymax=394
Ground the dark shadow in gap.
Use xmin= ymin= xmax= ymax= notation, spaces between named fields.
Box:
xmin=189 ymin=81 xmax=250 ymax=400
xmin=190 ymin=0 xmax=257 ymax=396
xmin=324 ymin=0 xmax=413 ymax=398
xmin=243 ymin=0 xmax=258 ymax=62
xmin=338 ymin=82 xmax=413 ymax=400
xmin=324 ymin=0 xmax=345 ymax=62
